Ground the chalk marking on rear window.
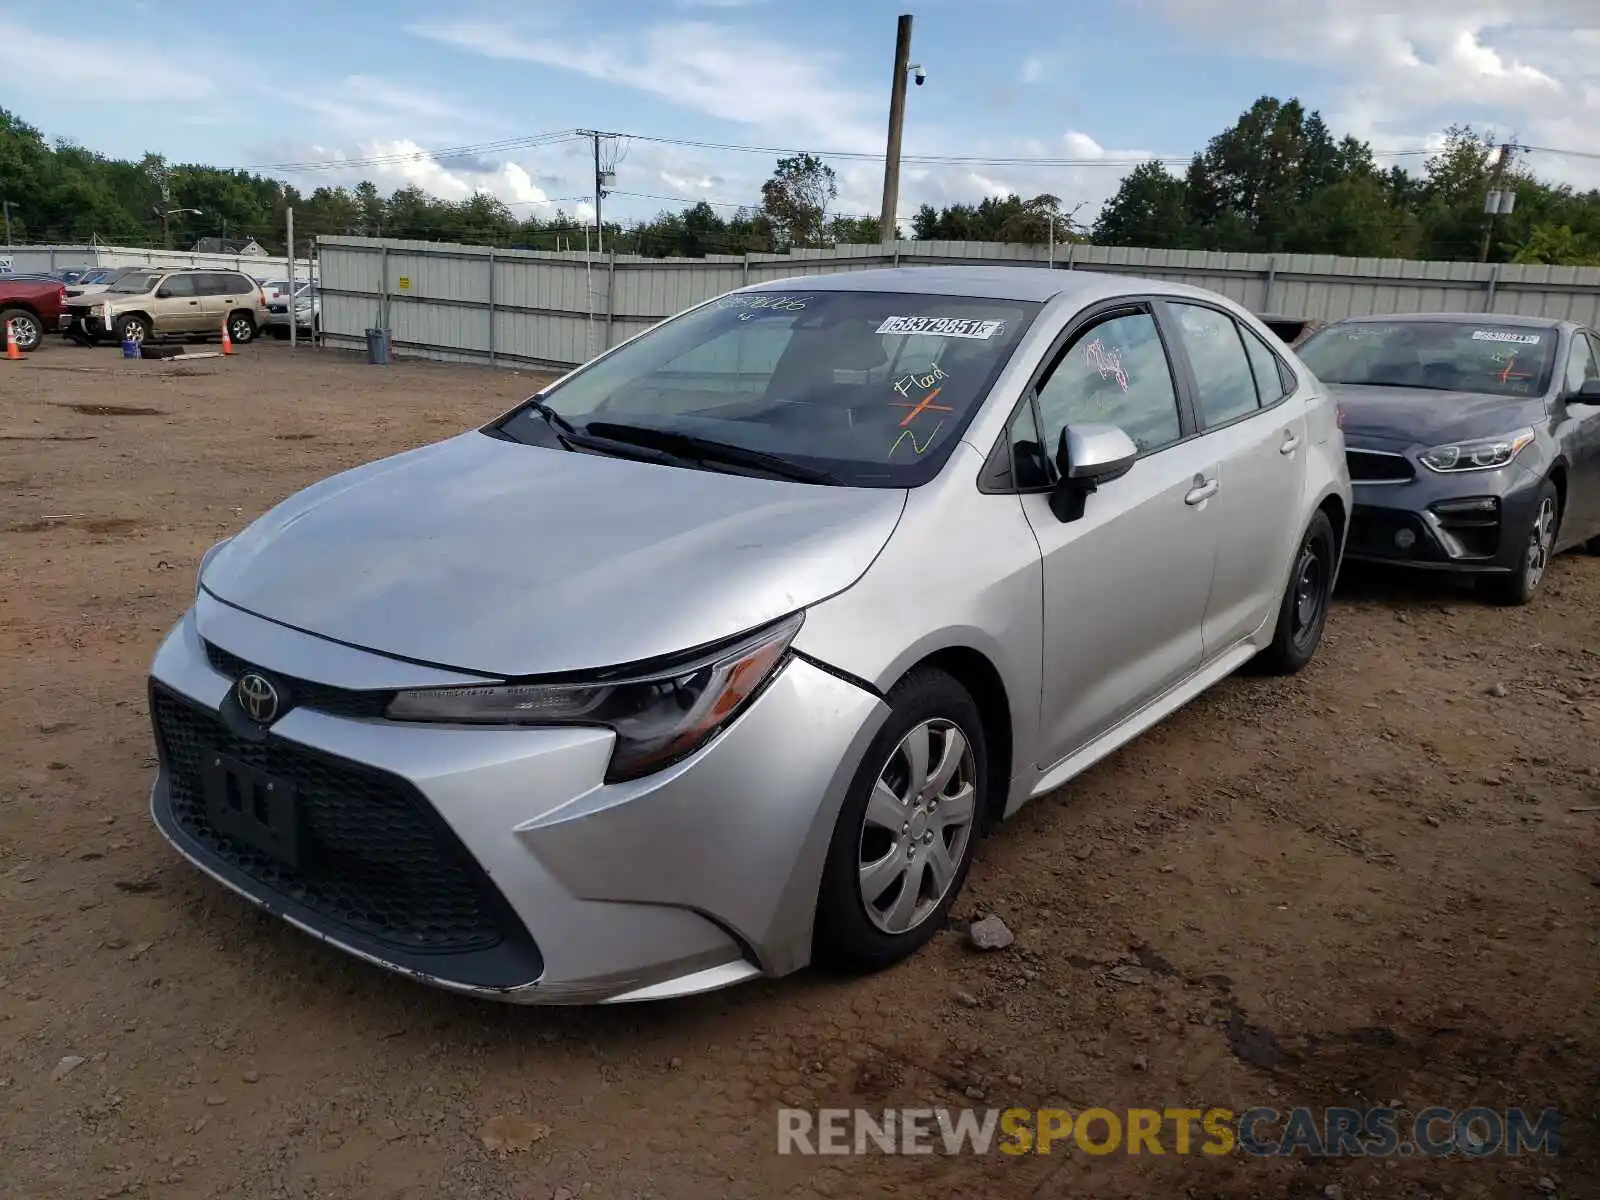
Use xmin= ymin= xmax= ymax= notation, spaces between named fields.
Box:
xmin=1471 ymin=330 xmax=1542 ymax=345
xmin=876 ymin=316 xmax=1004 ymax=339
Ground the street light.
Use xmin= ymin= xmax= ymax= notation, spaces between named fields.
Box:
xmin=154 ymin=206 xmax=203 ymax=250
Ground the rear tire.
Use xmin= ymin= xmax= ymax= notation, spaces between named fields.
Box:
xmin=1257 ymin=510 xmax=1337 ymax=675
xmin=0 ymin=307 xmax=43 ymax=352
xmin=1484 ymin=480 xmax=1559 ymax=606
xmin=813 ymin=669 xmax=986 ymax=973
xmin=227 ymin=312 xmax=256 ymax=344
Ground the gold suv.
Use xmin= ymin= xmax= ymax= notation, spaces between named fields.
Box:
xmin=63 ymin=267 xmax=269 ymax=345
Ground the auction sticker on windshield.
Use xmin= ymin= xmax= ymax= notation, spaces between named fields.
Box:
xmin=1471 ymin=330 xmax=1543 ymax=345
xmin=876 ymin=315 xmax=1005 ymax=339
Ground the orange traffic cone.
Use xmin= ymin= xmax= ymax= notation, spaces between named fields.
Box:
xmin=220 ymin=319 xmax=234 ymax=356
xmin=4 ymin=321 xmax=21 ymax=360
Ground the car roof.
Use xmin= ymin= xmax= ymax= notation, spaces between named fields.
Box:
xmin=1337 ymin=311 xmax=1571 ymax=331
xmin=739 ymin=265 xmax=1243 ymax=308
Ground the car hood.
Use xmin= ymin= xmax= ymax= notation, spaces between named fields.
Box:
xmin=1330 ymin=384 xmax=1547 ymax=446
xmin=201 ymin=431 xmax=907 ymax=677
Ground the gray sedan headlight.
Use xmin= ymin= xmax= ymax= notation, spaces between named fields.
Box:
xmin=1419 ymin=428 xmax=1536 ymax=473
xmin=386 ymin=612 xmax=803 ymax=781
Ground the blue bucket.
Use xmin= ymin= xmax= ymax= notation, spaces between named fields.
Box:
xmin=122 ymin=338 xmax=139 ymax=359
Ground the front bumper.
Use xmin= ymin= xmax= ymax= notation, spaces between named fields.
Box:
xmin=1343 ymin=450 xmax=1544 ymax=575
xmin=147 ymin=597 xmax=888 ymax=1003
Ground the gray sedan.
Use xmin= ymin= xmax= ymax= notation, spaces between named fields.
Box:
xmin=147 ymin=267 xmax=1351 ymax=1004
xmin=1298 ymin=313 xmax=1600 ymax=603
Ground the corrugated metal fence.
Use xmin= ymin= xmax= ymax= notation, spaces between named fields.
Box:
xmin=315 ymin=234 xmax=1600 ymax=369
xmin=3 ymin=243 xmax=312 ymax=279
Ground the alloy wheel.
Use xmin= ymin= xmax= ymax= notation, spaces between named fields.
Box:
xmin=857 ymin=718 xmax=977 ymax=935
xmin=9 ymin=313 xmax=41 ymax=350
xmin=229 ymin=316 xmax=254 ymax=343
xmin=1525 ymin=496 xmax=1556 ymax=591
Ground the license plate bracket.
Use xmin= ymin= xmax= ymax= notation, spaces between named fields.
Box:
xmin=201 ymin=755 xmax=301 ymax=869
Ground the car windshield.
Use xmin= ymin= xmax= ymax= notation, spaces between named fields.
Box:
xmin=108 ymin=271 xmax=161 ymax=293
xmin=497 ymin=289 xmax=1039 ymax=487
xmin=1298 ymin=320 xmax=1557 ymax=398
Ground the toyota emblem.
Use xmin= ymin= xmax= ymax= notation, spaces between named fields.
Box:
xmin=236 ymin=673 xmax=281 ymax=724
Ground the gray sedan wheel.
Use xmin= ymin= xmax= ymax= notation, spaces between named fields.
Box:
xmin=814 ymin=668 xmax=987 ymax=972
xmin=1486 ymin=481 xmax=1559 ymax=606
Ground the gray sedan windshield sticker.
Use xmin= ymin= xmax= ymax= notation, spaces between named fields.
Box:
xmin=876 ymin=316 xmax=1004 ymax=339
xmin=1471 ymin=330 xmax=1543 ymax=345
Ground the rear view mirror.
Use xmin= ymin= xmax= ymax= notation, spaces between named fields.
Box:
xmin=1049 ymin=423 xmax=1139 ymax=522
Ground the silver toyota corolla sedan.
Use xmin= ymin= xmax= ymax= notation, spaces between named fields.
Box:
xmin=147 ymin=266 xmax=1350 ymax=1004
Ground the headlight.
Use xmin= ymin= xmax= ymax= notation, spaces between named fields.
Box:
xmin=1419 ymin=428 xmax=1536 ymax=473
xmin=196 ymin=537 xmax=232 ymax=596
xmin=385 ymin=612 xmax=803 ymax=781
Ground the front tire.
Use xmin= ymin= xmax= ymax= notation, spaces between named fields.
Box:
xmin=1485 ymin=481 xmax=1559 ymax=606
xmin=813 ymin=669 xmax=986 ymax=973
xmin=1257 ymin=510 xmax=1337 ymax=675
xmin=115 ymin=313 xmax=149 ymax=345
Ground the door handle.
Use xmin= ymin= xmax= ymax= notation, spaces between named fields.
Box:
xmin=187 ymin=300 xmax=199 ymax=306
xmin=1184 ymin=475 xmax=1219 ymax=506
xmin=1280 ymin=431 xmax=1301 ymax=455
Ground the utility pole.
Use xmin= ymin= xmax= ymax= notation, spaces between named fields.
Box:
xmin=879 ymin=14 xmax=914 ymax=246
xmin=1478 ymin=142 xmax=1514 ymax=263
xmin=2 ymin=201 xmax=15 ymax=248
xmin=286 ymin=207 xmax=297 ymax=350
xmin=578 ymin=129 xmax=612 ymax=255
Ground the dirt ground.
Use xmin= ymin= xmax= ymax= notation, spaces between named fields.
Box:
xmin=1 ymin=336 xmax=1596 ymax=1200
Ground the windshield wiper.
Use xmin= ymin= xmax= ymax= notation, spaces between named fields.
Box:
xmin=583 ymin=421 xmax=835 ymax=484
xmin=525 ymin=394 xmax=577 ymax=438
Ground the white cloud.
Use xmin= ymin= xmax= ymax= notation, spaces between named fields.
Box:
xmin=1021 ymin=56 xmax=1047 ymax=84
xmin=1143 ymin=0 xmax=1600 ymax=187
xmin=406 ymin=19 xmax=880 ymax=151
xmin=0 ymin=19 xmax=213 ymax=100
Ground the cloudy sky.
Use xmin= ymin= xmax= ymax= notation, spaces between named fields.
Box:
xmin=5 ymin=0 xmax=1599 ymax=232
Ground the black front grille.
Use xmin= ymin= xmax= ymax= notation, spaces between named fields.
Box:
xmin=204 ymin=641 xmax=392 ymax=719
xmin=1347 ymin=449 xmax=1416 ymax=483
xmin=152 ymin=686 xmax=509 ymax=954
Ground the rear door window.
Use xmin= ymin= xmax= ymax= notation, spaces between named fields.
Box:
xmin=1169 ymin=303 xmax=1260 ymax=427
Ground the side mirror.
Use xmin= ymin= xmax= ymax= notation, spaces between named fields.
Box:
xmin=155 ymin=287 xmax=172 ymax=299
xmin=1049 ymin=423 xmax=1139 ymax=522
xmin=1573 ymin=378 xmax=1600 ymax=404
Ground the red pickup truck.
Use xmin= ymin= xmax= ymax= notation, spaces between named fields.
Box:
xmin=0 ymin=277 xmax=69 ymax=352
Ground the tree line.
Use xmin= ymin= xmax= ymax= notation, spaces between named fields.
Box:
xmin=4 ymin=99 xmax=1599 ymax=265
